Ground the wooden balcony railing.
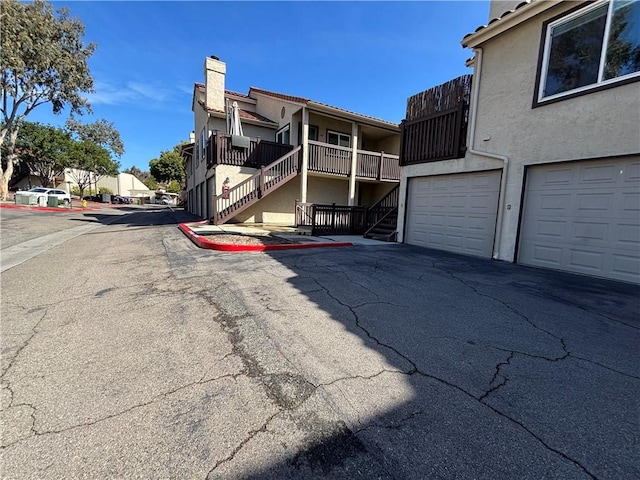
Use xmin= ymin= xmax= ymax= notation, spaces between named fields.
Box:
xmin=356 ymin=150 xmax=400 ymax=181
xmin=308 ymin=140 xmax=352 ymax=176
xmin=212 ymin=146 xmax=301 ymax=225
xmin=207 ymin=133 xmax=293 ymax=169
xmin=308 ymin=140 xmax=400 ymax=181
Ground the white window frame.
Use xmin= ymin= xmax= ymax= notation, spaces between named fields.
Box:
xmin=537 ymin=0 xmax=640 ymax=103
xmin=200 ymin=128 xmax=207 ymax=162
xmin=276 ymin=124 xmax=290 ymax=145
xmin=326 ymin=129 xmax=351 ymax=148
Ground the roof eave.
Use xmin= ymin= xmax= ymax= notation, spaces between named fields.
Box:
xmin=207 ymin=109 xmax=279 ymax=129
xmin=307 ymin=102 xmax=400 ymax=131
xmin=462 ymin=0 xmax=561 ymax=48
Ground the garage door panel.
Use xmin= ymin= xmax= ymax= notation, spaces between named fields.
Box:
xmin=620 ymin=192 xmax=640 ymax=216
xmin=406 ymin=171 xmax=501 ymax=258
xmin=519 ymin=157 xmax=640 ymax=283
xmin=624 ymin=162 xmax=640 ymax=181
xmin=581 ymin=164 xmax=618 ymax=184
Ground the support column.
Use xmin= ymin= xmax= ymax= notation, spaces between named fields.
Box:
xmin=300 ymin=107 xmax=309 ymax=203
xmin=348 ymin=122 xmax=358 ymax=206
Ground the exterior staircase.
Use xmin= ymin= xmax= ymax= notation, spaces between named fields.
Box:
xmin=365 ymin=209 xmax=398 ymax=241
xmin=212 ymin=146 xmax=301 ymax=225
xmin=364 ymin=185 xmax=399 ymax=242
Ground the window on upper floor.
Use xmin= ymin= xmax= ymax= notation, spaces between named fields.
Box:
xmin=327 ymin=130 xmax=351 ymax=148
xmin=276 ymin=124 xmax=290 ymax=145
xmin=200 ymin=128 xmax=207 ymax=161
xmin=537 ymin=0 xmax=640 ymax=103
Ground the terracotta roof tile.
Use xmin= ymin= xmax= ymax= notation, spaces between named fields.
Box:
xmin=462 ymin=0 xmax=535 ymax=45
xmin=249 ymin=87 xmax=310 ymax=105
xmin=198 ymin=99 xmax=277 ymax=125
xmin=250 ymin=87 xmax=397 ymax=126
xmin=225 ymin=89 xmax=254 ymax=100
xmin=197 ymin=85 xmax=396 ymax=127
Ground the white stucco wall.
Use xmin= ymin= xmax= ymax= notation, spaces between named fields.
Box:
xmin=97 ymin=173 xmax=149 ymax=196
xmin=398 ymin=2 xmax=640 ymax=261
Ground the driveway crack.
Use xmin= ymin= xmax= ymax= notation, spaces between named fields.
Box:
xmin=0 ymin=372 xmax=243 ymax=449
xmin=205 ymin=411 xmax=280 ymax=479
xmin=478 ymin=351 xmax=514 ymax=402
xmin=307 ymin=275 xmax=597 ymax=479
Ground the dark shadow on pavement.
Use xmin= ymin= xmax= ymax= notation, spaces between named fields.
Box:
xmin=225 ymin=245 xmax=639 ymax=479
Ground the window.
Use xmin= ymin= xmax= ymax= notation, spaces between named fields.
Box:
xmin=327 ymin=130 xmax=351 ymax=148
xmin=200 ymin=128 xmax=206 ymax=161
xmin=538 ymin=0 xmax=640 ymax=102
xmin=297 ymin=124 xmax=318 ymax=144
xmin=309 ymin=125 xmax=319 ymax=141
xmin=276 ymin=124 xmax=290 ymax=145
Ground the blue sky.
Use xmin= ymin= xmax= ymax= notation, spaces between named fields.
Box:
xmin=31 ymin=1 xmax=490 ymax=172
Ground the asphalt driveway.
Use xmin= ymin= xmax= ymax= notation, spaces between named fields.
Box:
xmin=1 ymin=211 xmax=638 ymax=479
xmin=164 ymin=238 xmax=639 ymax=479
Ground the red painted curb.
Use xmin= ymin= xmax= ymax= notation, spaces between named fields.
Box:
xmin=0 ymin=203 xmax=92 ymax=212
xmin=178 ymin=223 xmax=352 ymax=251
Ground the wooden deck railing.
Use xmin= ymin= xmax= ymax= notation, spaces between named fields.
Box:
xmin=365 ymin=184 xmax=399 ymax=229
xmin=356 ymin=150 xmax=400 ymax=181
xmin=208 ymin=133 xmax=293 ymax=169
xmin=308 ymin=140 xmax=352 ymax=176
xmin=311 ymin=204 xmax=368 ymax=236
xmin=308 ymin=140 xmax=400 ymax=181
xmin=212 ymin=146 xmax=301 ymax=225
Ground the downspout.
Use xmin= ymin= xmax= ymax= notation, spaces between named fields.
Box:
xmin=467 ymin=47 xmax=510 ymax=260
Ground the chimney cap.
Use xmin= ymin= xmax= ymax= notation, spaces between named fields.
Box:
xmin=210 ymin=55 xmax=219 ymax=60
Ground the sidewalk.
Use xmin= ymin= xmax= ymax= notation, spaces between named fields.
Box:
xmin=179 ymin=221 xmax=397 ymax=251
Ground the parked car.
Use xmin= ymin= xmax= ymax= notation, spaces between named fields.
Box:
xmin=111 ymin=195 xmax=133 ymax=204
xmin=18 ymin=187 xmax=70 ymax=205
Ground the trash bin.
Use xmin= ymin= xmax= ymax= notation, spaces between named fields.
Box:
xmin=14 ymin=194 xmax=31 ymax=205
xmin=37 ymin=195 xmax=47 ymax=207
xmin=47 ymin=195 xmax=59 ymax=207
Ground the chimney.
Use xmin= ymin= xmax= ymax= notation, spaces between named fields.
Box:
xmin=204 ymin=56 xmax=226 ymax=111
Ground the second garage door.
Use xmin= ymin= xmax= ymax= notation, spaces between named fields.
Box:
xmin=518 ymin=157 xmax=640 ymax=284
xmin=405 ymin=171 xmax=501 ymax=258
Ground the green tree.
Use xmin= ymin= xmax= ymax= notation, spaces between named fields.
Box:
xmin=166 ymin=180 xmax=182 ymax=194
xmin=66 ymin=117 xmax=123 ymax=194
xmin=149 ymin=150 xmax=185 ymax=184
xmin=65 ymin=117 xmax=124 ymax=158
xmin=67 ymin=141 xmax=116 ymax=198
xmin=0 ymin=0 xmax=95 ymax=199
xmin=15 ymin=122 xmax=73 ymax=187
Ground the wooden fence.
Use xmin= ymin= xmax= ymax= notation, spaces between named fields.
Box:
xmin=400 ymin=75 xmax=471 ymax=165
xmin=310 ymin=204 xmax=368 ymax=236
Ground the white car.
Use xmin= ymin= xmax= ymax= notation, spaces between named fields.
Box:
xmin=18 ymin=187 xmax=71 ymax=205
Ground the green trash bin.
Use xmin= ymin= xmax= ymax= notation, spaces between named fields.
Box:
xmin=47 ymin=195 xmax=59 ymax=207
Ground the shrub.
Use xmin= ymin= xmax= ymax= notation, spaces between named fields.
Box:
xmin=99 ymin=187 xmax=113 ymax=194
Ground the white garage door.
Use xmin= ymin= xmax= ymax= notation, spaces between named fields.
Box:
xmin=405 ymin=171 xmax=501 ymax=258
xmin=519 ymin=158 xmax=640 ymax=284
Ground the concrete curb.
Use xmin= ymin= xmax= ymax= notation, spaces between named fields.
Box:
xmin=0 ymin=203 xmax=95 ymax=213
xmin=178 ymin=222 xmax=353 ymax=252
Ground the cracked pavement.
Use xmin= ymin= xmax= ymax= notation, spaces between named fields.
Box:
xmin=1 ymin=207 xmax=638 ymax=479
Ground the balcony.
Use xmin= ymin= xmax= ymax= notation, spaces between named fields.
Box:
xmin=207 ymin=132 xmax=293 ymax=169
xmin=307 ymin=140 xmax=400 ymax=181
xmin=205 ymin=133 xmax=399 ymax=182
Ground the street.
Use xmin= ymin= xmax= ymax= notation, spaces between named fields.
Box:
xmin=1 ymin=206 xmax=638 ymax=479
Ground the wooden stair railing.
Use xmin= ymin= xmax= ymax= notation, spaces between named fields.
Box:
xmin=212 ymin=146 xmax=301 ymax=225
xmin=364 ymin=185 xmax=400 ymax=242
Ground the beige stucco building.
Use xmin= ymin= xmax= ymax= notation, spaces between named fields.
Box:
xmin=184 ymin=56 xmax=401 ymax=226
xmin=398 ymin=0 xmax=640 ymax=283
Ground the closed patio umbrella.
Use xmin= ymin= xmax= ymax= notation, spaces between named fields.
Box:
xmin=230 ymin=101 xmax=244 ymax=137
